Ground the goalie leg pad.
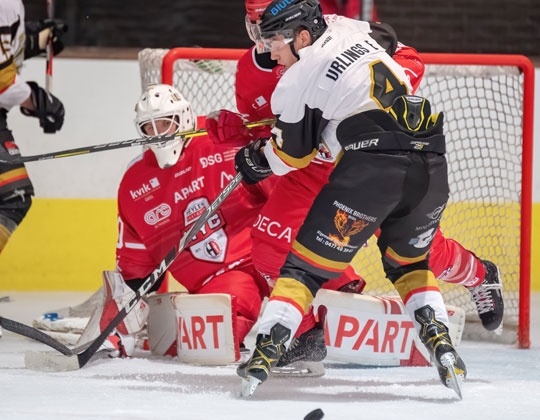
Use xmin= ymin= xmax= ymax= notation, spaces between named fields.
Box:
xmin=172 ymin=293 xmax=239 ymax=365
xmin=312 ymin=289 xmax=465 ymax=367
xmin=146 ymin=293 xmax=184 ymax=357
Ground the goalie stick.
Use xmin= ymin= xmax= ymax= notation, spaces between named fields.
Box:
xmin=0 ymin=317 xmax=73 ymax=355
xmin=0 ymin=118 xmax=274 ymax=164
xmin=3 ymin=173 xmax=244 ymax=370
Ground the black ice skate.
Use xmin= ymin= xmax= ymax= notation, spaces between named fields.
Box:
xmin=469 ymin=259 xmax=504 ymax=332
xmin=275 ymin=326 xmax=327 ymax=367
xmin=237 ymin=323 xmax=290 ymax=398
xmin=415 ymin=305 xmax=467 ymax=399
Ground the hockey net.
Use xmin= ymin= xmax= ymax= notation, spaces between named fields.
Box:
xmin=138 ymin=48 xmax=533 ymax=349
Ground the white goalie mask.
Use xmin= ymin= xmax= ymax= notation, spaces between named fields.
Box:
xmin=135 ymin=84 xmax=196 ymax=168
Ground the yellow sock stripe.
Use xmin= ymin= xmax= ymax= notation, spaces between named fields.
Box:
xmin=271 ymin=277 xmax=314 ymax=313
xmin=385 ymin=246 xmax=429 ymax=265
xmin=393 ymin=270 xmax=440 ymax=304
xmin=291 ymin=240 xmax=349 ymax=273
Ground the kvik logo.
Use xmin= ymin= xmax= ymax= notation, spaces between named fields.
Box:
xmin=130 ymin=177 xmax=160 ymax=200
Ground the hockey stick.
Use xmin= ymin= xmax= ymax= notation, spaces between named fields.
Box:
xmin=45 ymin=0 xmax=54 ymax=92
xmin=0 ymin=118 xmax=274 ymax=164
xmin=0 ymin=316 xmax=73 ymax=355
xmin=20 ymin=173 xmax=244 ymax=371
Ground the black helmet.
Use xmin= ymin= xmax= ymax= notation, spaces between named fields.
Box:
xmin=259 ymin=0 xmax=327 ymax=44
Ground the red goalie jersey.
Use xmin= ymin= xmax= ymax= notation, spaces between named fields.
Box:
xmin=115 ymin=127 xmax=272 ymax=341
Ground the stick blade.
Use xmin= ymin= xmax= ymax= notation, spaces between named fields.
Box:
xmin=25 ymin=350 xmax=81 ymax=372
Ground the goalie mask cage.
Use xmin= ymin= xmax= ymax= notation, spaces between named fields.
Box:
xmin=138 ymin=48 xmax=534 ymax=349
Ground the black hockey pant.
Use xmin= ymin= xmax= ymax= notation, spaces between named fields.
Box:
xmin=280 ymin=149 xmax=450 ymax=296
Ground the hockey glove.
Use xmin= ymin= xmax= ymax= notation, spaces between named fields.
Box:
xmin=234 ymin=138 xmax=272 ymax=184
xmin=206 ymin=109 xmax=271 ymax=147
xmin=20 ymin=82 xmax=65 ymax=133
xmin=24 ymin=19 xmax=68 ymax=60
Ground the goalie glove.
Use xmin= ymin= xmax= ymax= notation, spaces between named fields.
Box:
xmin=234 ymin=138 xmax=273 ymax=184
xmin=206 ymin=109 xmax=271 ymax=147
xmin=24 ymin=19 xmax=68 ymax=60
xmin=20 ymin=82 xmax=65 ymax=133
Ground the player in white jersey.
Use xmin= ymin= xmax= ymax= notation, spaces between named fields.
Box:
xmin=0 ymin=0 xmax=66 ymax=338
xmin=235 ymin=0 xmax=466 ymax=397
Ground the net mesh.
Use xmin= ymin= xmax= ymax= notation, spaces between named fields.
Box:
xmin=138 ymin=48 xmax=527 ymax=343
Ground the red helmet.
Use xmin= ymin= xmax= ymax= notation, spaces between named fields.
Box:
xmin=245 ymin=0 xmax=273 ymax=22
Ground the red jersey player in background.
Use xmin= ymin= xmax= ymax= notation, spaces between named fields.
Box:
xmin=206 ymin=0 xmax=504 ymax=367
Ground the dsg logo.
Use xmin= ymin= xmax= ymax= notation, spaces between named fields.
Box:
xmin=144 ymin=203 xmax=172 ymax=225
xmin=199 ymin=153 xmax=223 ymax=168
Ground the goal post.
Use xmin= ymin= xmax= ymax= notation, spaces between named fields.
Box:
xmin=138 ymin=47 xmax=534 ymax=349
xmin=418 ymin=53 xmax=534 ymax=350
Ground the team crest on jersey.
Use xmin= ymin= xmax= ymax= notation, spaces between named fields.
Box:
xmin=189 ymin=228 xmax=228 ymax=263
xmin=205 ymin=240 xmax=222 ymax=257
xmin=184 ymin=197 xmax=208 ymax=225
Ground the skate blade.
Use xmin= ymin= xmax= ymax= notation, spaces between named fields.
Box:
xmin=271 ymin=361 xmax=325 ymax=378
xmin=440 ymin=352 xmax=464 ymax=400
xmin=240 ymin=376 xmax=262 ymax=399
xmin=25 ymin=350 xmax=81 ymax=372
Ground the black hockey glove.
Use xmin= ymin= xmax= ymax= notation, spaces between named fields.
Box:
xmin=24 ymin=19 xmax=68 ymax=60
xmin=234 ymin=138 xmax=273 ymax=184
xmin=20 ymin=82 xmax=65 ymax=133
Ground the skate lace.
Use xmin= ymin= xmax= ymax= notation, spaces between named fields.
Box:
xmin=471 ymin=282 xmax=500 ymax=314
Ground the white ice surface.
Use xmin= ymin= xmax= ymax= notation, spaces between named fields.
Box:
xmin=1 ymin=292 xmax=539 ymax=420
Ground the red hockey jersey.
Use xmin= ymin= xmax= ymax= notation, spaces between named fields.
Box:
xmin=116 ymin=133 xmax=269 ymax=292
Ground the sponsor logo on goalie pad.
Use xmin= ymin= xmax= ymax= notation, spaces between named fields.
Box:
xmin=174 ymin=293 xmax=239 ymax=365
xmin=147 ymin=292 xmax=239 ymax=365
xmin=313 ymin=289 xmax=465 ymax=367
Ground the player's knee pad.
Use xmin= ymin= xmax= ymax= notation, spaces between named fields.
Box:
xmin=76 ymin=271 xmax=149 ymax=346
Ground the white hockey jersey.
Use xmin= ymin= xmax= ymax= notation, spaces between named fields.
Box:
xmin=264 ymin=15 xmax=412 ymax=176
xmin=0 ymin=0 xmax=31 ymax=110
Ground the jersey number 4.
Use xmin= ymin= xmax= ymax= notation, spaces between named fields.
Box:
xmin=369 ymin=60 xmax=409 ymax=110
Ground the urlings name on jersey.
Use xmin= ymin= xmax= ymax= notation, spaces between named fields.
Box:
xmin=325 ymin=41 xmax=377 ymax=82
